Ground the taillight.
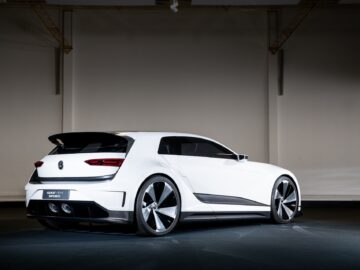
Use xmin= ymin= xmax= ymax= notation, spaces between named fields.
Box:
xmin=85 ymin=158 xmax=124 ymax=167
xmin=34 ymin=161 xmax=44 ymax=168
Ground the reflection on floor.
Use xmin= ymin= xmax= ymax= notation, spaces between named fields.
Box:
xmin=0 ymin=206 xmax=359 ymax=270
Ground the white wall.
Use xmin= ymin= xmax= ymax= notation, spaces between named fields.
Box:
xmin=0 ymin=6 xmax=359 ymax=201
xmin=72 ymin=9 xmax=268 ymax=161
xmin=278 ymin=8 xmax=360 ymax=200
xmin=0 ymin=8 xmax=62 ymax=201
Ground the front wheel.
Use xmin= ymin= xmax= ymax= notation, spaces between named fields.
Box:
xmin=135 ymin=176 xmax=180 ymax=236
xmin=271 ymin=176 xmax=299 ymax=224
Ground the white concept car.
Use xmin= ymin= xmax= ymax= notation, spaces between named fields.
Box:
xmin=25 ymin=132 xmax=301 ymax=236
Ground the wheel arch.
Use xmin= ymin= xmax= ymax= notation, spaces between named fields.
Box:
xmin=133 ymin=173 xmax=182 ymax=216
xmin=278 ymin=173 xmax=295 ymax=182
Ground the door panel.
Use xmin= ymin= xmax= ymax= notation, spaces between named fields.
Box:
xmin=176 ymin=156 xmax=267 ymax=210
xmin=157 ymin=135 xmax=270 ymax=212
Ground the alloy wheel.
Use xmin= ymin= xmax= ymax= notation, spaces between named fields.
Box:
xmin=141 ymin=181 xmax=179 ymax=233
xmin=273 ymin=179 xmax=298 ymax=221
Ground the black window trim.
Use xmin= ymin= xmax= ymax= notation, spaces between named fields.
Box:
xmin=158 ymin=136 xmax=238 ymax=160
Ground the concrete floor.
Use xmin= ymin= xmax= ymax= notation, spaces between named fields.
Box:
xmin=0 ymin=206 xmax=359 ymax=270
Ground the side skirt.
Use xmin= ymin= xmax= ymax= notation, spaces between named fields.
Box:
xmin=180 ymin=211 xmax=271 ymax=222
xmin=193 ymin=193 xmax=269 ymax=207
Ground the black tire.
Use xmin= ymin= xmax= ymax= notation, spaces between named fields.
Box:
xmin=37 ymin=219 xmax=78 ymax=230
xmin=271 ymin=176 xmax=299 ymax=224
xmin=135 ymin=176 xmax=181 ymax=236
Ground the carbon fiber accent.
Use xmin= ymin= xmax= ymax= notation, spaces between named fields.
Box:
xmin=194 ymin=193 xmax=269 ymax=206
xmin=180 ymin=211 xmax=270 ymax=222
xmin=27 ymin=200 xmax=134 ymax=224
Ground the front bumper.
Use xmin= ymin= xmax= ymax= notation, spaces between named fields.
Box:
xmin=27 ymin=200 xmax=134 ymax=224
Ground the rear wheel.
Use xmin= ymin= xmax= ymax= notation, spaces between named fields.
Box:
xmin=135 ymin=176 xmax=180 ymax=236
xmin=271 ymin=176 xmax=299 ymax=224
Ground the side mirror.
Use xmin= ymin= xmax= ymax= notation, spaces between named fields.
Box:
xmin=238 ymin=154 xmax=248 ymax=161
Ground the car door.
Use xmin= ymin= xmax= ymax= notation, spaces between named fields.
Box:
xmin=159 ymin=136 xmax=268 ymax=211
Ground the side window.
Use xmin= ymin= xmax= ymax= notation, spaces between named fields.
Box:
xmin=158 ymin=137 xmax=181 ymax=155
xmin=158 ymin=136 xmax=237 ymax=160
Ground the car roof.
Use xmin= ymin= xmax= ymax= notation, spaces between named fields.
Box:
xmin=51 ymin=131 xmax=238 ymax=154
xmin=114 ymin=131 xmax=239 ymax=155
xmin=112 ymin=131 xmax=208 ymax=140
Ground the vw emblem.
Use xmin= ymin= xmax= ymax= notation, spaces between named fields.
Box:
xmin=58 ymin=160 xmax=64 ymax=170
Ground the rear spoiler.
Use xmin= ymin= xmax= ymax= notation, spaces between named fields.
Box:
xmin=48 ymin=132 xmax=124 ymax=147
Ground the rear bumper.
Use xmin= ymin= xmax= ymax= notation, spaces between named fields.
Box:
xmin=25 ymin=182 xmax=130 ymax=211
xmin=27 ymin=200 xmax=134 ymax=224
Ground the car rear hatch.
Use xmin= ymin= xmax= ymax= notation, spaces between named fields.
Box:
xmin=35 ymin=132 xmax=132 ymax=181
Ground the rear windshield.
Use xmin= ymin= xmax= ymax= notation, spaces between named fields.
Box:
xmin=48 ymin=132 xmax=133 ymax=155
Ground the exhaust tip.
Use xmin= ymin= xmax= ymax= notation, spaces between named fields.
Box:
xmin=48 ymin=203 xmax=58 ymax=213
xmin=61 ymin=203 xmax=73 ymax=214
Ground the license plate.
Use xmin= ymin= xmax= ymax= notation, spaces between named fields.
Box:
xmin=43 ymin=190 xmax=70 ymax=200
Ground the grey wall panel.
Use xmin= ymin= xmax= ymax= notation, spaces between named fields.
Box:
xmin=0 ymin=8 xmax=62 ymax=201
xmin=278 ymin=8 xmax=360 ymax=199
xmin=73 ymin=10 xmax=269 ymax=162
